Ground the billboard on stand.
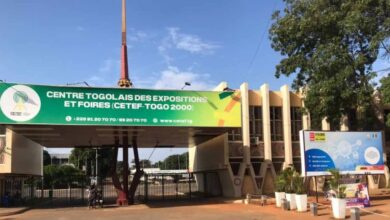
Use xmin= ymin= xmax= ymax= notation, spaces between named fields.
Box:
xmin=300 ymin=131 xmax=384 ymax=176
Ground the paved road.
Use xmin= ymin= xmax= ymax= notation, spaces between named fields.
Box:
xmin=4 ymin=198 xmax=390 ymax=220
xmin=3 ymin=201 xmax=278 ymax=220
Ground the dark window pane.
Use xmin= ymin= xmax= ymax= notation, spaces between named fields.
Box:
xmin=250 ymin=106 xmax=263 ymax=142
xmin=291 ymin=107 xmax=302 ymax=141
xmin=271 ymin=107 xmax=283 ymax=141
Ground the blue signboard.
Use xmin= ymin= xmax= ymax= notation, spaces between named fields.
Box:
xmin=300 ymin=131 xmax=384 ymax=176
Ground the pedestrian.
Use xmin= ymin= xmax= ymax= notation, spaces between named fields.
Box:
xmin=87 ymin=183 xmax=96 ymax=209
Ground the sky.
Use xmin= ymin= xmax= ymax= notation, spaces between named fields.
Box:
xmin=0 ymin=0 xmax=389 ymax=162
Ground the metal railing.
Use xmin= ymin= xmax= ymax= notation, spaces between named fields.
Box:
xmin=0 ymin=171 xmax=207 ymax=207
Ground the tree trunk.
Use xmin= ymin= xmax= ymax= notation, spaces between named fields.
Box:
xmin=128 ymin=137 xmax=143 ymax=204
xmin=109 ymin=140 xmax=127 ymax=205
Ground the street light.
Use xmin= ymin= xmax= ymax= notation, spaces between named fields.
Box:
xmin=181 ymin=82 xmax=191 ymax=90
xmin=178 ymin=154 xmax=180 ymax=170
xmin=95 ymin=147 xmax=98 ymax=184
xmin=66 ymin=81 xmax=90 ymax=87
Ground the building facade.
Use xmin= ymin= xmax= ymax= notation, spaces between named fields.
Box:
xmin=189 ymin=82 xmax=390 ymax=197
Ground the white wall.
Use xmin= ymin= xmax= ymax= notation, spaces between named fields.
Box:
xmin=191 ymin=134 xmax=227 ymax=172
xmin=10 ymin=130 xmax=42 ymax=176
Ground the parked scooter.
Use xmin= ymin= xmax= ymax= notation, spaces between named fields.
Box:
xmin=95 ymin=188 xmax=103 ymax=208
xmin=87 ymin=184 xmax=104 ymax=209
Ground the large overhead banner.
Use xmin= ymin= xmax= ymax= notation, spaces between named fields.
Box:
xmin=300 ymin=131 xmax=385 ymax=176
xmin=0 ymin=83 xmax=241 ymax=127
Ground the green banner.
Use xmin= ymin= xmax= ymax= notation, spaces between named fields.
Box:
xmin=0 ymin=83 xmax=241 ymax=127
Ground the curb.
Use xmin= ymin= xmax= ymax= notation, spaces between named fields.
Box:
xmin=0 ymin=198 xmax=55 ymax=217
xmin=0 ymin=207 xmax=31 ymax=217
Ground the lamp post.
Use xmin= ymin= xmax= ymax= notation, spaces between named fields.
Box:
xmin=95 ymin=148 xmax=98 ymax=185
xmin=181 ymin=82 xmax=191 ymax=90
xmin=66 ymin=81 xmax=90 ymax=87
xmin=178 ymin=154 xmax=180 ymax=170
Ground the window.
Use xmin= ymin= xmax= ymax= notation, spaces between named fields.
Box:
xmin=249 ymin=106 xmax=263 ymax=144
xmin=291 ymin=107 xmax=302 ymax=141
xmin=270 ymin=107 xmax=283 ymax=141
xmin=228 ymin=128 xmax=242 ymax=141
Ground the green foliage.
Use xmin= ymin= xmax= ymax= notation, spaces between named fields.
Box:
xmin=380 ymin=75 xmax=390 ymax=127
xmin=327 ymin=169 xmax=346 ymax=198
xmin=275 ymin=172 xmax=287 ymax=192
xmin=157 ymin=152 xmax=189 ymax=170
xmin=43 ymin=164 xmax=84 ymax=188
xmin=293 ymin=173 xmax=306 ymax=195
xmin=131 ymin=159 xmax=152 ymax=169
xmin=276 ymin=167 xmax=306 ymax=194
xmin=43 ymin=150 xmax=51 ymax=166
xmin=269 ymin=0 xmax=390 ymax=130
xmin=69 ymin=148 xmax=115 ymax=178
xmin=283 ymin=167 xmax=296 ymax=193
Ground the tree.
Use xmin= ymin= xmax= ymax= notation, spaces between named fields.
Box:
xmin=69 ymin=148 xmax=94 ymax=175
xmin=380 ymin=75 xmax=390 ymax=126
xmin=269 ymin=0 xmax=390 ymax=129
xmin=43 ymin=164 xmax=83 ymax=188
xmin=159 ymin=152 xmax=188 ymax=170
xmin=69 ymin=148 xmax=115 ymax=178
xmin=135 ymin=159 xmax=152 ymax=169
xmin=43 ymin=150 xmax=51 ymax=166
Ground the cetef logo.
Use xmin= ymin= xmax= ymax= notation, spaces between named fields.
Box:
xmin=0 ymin=85 xmax=41 ymax=122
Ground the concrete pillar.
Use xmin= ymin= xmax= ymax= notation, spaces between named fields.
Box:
xmin=321 ymin=118 xmax=330 ymax=131
xmin=188 ymin=146 xmax=196 ymax=172
xmin=213 ymin=81 xmax=228 ymax=91
xmin=281 ymin=85 xmax=293 ymax=167
xmin=340 ymin=115 xmax=349 ymax=131
xmin=240 ymin=83 xmax=250 ymax=165
xmin=301 ymin=97 xmax=310 ymax=130
xmin=302 ymin=114 xmax=310 ymax=130
xmin=260 ymin=84 xmax=272 ymax=161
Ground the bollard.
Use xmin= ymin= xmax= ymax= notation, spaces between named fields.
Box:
xmin=286 ymin=200 xmax=290 ymax=210
xmin=281 ymin=198 xmax=289 ymax=210
xmin=245 ymin=193 xmax=251 ymax=205
xmin=281 ymin=198 xmax=288 ymax=211
xmin=350 ymin=207 xmax=360 ymax=220
xmin=310 ymin=203 xmax=318 ymax=216
xmin=260 ymin=195 xmax=267 ymax=206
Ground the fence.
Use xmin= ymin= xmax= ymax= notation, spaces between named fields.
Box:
xmin=0 ymin=171 xmax=213 ymax=207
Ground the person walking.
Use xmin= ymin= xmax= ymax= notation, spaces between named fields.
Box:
xmin=87 ymin=183 xmax=96 ymax=209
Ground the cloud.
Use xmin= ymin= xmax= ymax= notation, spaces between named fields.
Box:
xmin=88 ymin=62 xmax=216 ymax=91
xmin=151 ymin=66 xmax=215 ymax=90
xmin=168 ymin=28 xmax=219 ymax=54
xmin=128 ymin=30 xmax=148 ymax=42
xmin=158 ymin=37 xmax=174 ymax=65
xmin=98 ymin=59 xmax=119 ymax=73
xmin=87 ymin=58 xmax=120 ymax=86
xmin=159 ymin=27 xmax=220 ymax=55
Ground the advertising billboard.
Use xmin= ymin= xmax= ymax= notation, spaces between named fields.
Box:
xmin=300 ymin=131 xmax=384 ymax=176
xmin=0 ymin=83 xmax=241 ymax=127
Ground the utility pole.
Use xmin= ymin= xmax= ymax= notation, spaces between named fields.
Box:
xmin=95 ymin=148 xmax=98 ymax=184
xmin=178 ymin=155 xmax=180 ymax=170
xmin=114 ymin=0 xmax=142 ymax=206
